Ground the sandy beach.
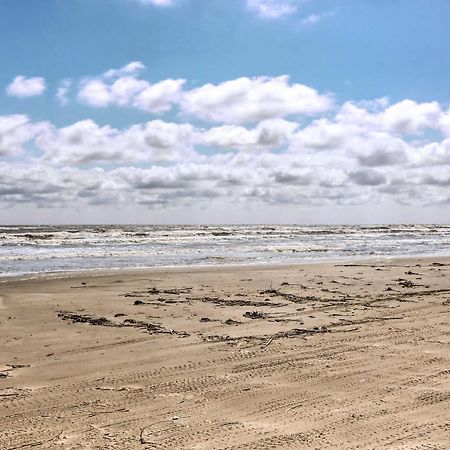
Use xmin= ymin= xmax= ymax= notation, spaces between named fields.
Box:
xmin=1 ymin=258 xmax=449 ymax=449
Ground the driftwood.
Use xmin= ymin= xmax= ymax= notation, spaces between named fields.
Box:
xmin=262 ymin=336 xmax=274 ymax=348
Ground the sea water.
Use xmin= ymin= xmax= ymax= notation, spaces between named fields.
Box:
xmin=1 ymin=224 xmax=450 ymax=277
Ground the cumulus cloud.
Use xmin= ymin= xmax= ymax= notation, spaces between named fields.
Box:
xmin=201 ymin=119 xmax=299 ymax=151
xmin=6 ymin=76 xmax=46 ymax=98
xmin=355 ymin=133 xmax=408 ymax=167
xmin=34 ymin=118 xmax=299 ymax=165
xmin=0 ymin=163 xmax=109 ymax=207
xmin=271 ymin=167 xmax=313 ymax=185
xmin=348 ymin=169 xmax=387 ymax=186
xmin=1 ymin=146 xmax=450 ymax=211
xmin=336 ymin=99 xmax=442 ymax=135
xmin=77 ymin=62 xmax=185 ymax=113
xmin=133 ymin=79 xmax=186 ymax=113
xmin=75 ymin=65 xmax=331 ymax=122
xmin=290 ymin=119 xmax=346 ymax=150
xmin=36 ymin=119 xmax=197 ymax=165
xmin=181 ymin=76 xmax=332 ymax=124
xmin=410 ymin=139 xmax=450 ymax=167
xmin=3 ymin=86 xmax=450 ymax=213
xmin=78 ymin=79 xmax=111 ymax=107
xmin=438 ymin=108 xmax=450 ymax=137
xmin=0 ymin=115 xmax=49 ymax=157
xmin=246 ymin=0 xmax=298 ymax=19
xmin=38 ymin=120 xmax=127 ymax=164
xmin=382 ymin=100 xmax=442 ymax=135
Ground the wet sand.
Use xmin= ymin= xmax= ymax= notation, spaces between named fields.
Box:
xmin=1 ymin=258 xmax=449 ymax=449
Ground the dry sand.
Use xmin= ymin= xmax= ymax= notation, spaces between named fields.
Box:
xmin=0 ymin=258 xmax=449 ymax=449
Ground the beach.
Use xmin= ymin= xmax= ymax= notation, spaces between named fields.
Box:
xmin=1 ymin=258 xmax=449 ymax=449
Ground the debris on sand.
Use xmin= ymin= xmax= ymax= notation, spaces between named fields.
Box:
xmin=162 ymin=288 xmax=193 ymax=295
xmin=189 ymin=296 xmax=286 ymax=308
xmin=202 ymin=326 xmax=330 ymax=344
xmin=259 ymin=288 xmax=319 ymax=303
xmin=395 ymin=278 xmax=421 ymax=288
xmin=260 ymin=288 xmax=279 ymax=295
xmin=57 ymin=311 xmax=189 ymax=336
xmin=224 ymin=319 xmax=241 ymax=325
xmin=123 ymin=287 xmax=193 ymax=298
xmin=243 ymin=311 xmax=266 ymax=319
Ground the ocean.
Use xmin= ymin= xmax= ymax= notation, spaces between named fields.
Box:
xmin=1 ymin=224 xmax=450 ymax=277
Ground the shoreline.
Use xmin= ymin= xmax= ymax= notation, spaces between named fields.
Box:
xmin=1 ymin=256 xmax=449 ymax=448
xmin=2 ymin=252 xmax=450 ymax=284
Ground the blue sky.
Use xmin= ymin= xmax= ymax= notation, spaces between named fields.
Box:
xmin=1 ymin=0 xmax=450 ymax=224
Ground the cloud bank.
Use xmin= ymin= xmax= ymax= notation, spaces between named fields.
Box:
xmin=3 ymin=61 xmax=450 ymax=220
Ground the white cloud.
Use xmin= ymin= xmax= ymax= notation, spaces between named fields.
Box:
xmin=354 ymin=133 xmax=408 ymax=167
xmin=104 ymin=61 xmax=146 ymax=79
xmin=138 ymin=0 xmax=176 ymax=6
xmin=120 ymin=120 xmax=197 ymax=161
xmin=0 ymin=115 xmax=49 ymax=157
xmin=291 ymin=119 xmax=346 ymax=150
xmin=201 ymin=119 xmax=299 ymax=151
xmin=336 ymin=99 xmax=442 ymax=135
xmin=439 ymin=108 xmax=450 ymax=137
xmin=6 ymin=76 xmax=46 ymax=98
xmin=77 ymin=62 xmax=185 ymax=113
xmin=56 ymin=79 xmax=72 ymax=105
xmin=348 ymin=169 xmax=387 ymax=186
xmin=135 ymin=0 xmax=329 ymax=26
xmin=382 ymin=100 xmax=441 ymax=135
xmin=181 ymin=76 xmax=332 ymax=124
xmin=246 ymin=0 xmax=298 ymax=19
xmin=133 ymin=79 xmax=186 ymax=113
xmin=4 ymin=86 xmax=450 ymax=216
xmin=300 ymin=13 xmax=321 ymax=25
xmin=0 ymin=163 xmax=108 ymax=207
xmin=410 ymin=139 xmax=450 ymax=167
xmin=2 ymin=144 xmax=450 ymax=212
xmin=300 ymin=10 xmax=336 ymax=27
xmin=36 ymin=119 xmax=197 ymax=165
xmin=78 ymin=79 xmax=113 ymax=107
xmin=76 ymin=66 xmax=330 ymax=121
xmin=37 ymin=120 xmax=125 ymax=164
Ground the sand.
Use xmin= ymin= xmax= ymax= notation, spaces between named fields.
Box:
xmin=0 ymin=257 xmax=449 ymax=449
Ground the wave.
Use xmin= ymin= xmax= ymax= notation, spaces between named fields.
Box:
xmin=1 ymin=225 xmax=450 ymax=276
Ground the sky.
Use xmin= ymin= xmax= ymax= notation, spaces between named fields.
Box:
xmin=1 ymin=0 xmax=450 ymax=224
